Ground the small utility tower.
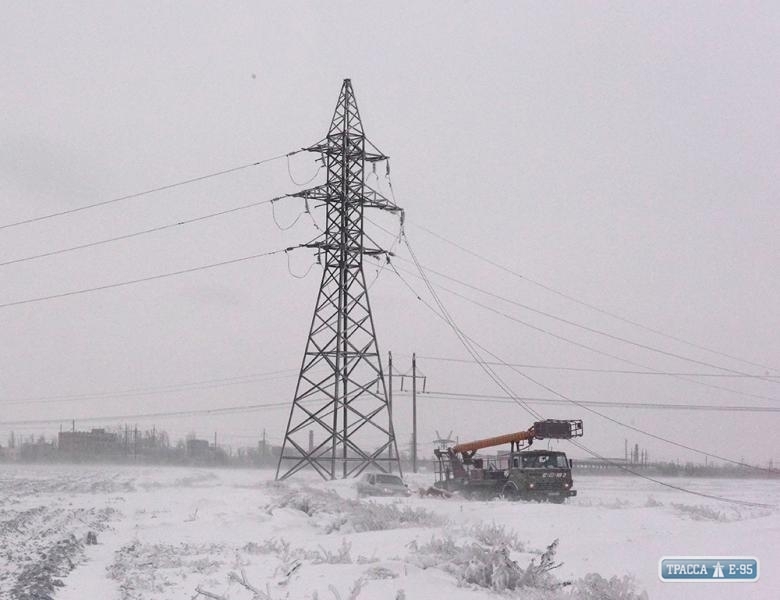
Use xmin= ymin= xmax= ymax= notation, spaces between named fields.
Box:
xmin=276 ymin=79 xmax=403 ymax=480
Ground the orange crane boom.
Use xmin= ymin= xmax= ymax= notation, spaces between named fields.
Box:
xmin=451 ymin=419 xmax=583 ymax=455
xmin=452 ymin=430 xmax=533 ymax=454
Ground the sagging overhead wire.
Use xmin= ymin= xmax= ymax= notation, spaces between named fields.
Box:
xmin=410 ymin=221 xmax=779 ymax=376
xmin=271 ymin=190 xmax=321 ymax=232
xmin=285 ymin=248 xmax=317 ymax=279
xmin=408 ymin=355 xmax=780 ymax=379
xmin=286 ymin=152 xmax=324 ymax=186
xmin=271 ymin=198 xmax=307 ymax=231
xmin=393 ymin=231 xmax=542 ymax=421
xmin=0 ymin=150 xmax=303 ymax=231
xmin=397 ymin=256 xmax=778 ymax=383
xmin=0 ymin=399 xmax=296 ymax=428
xmin=0 ymin=194 xmax=292 ymax=269
xmin=0 ymin=368 xmax=298 ymax=407
xmin=399 ymin=389 xmax=780 ymax=413
xmin=390 ymin=242 xmax=776 ymax=475
xmin=390 ymin=255 xmax=777 ymax=507
xmin=367 ymin=255 xmax=394 ymax=291
xmin=393 ymin=228 xmax=778 ymax=490
xmin=0 ymin=246 xmax=294 ymax=310
xmin=479 ymin=349 xmax=778 ymax=474
xmin=390 ymin=261 xmax=778 ymax=404
xmin=567 ymin=440 xmax=775 ymax=508
xmin=369 ymin=215 xmax=777 ymax=387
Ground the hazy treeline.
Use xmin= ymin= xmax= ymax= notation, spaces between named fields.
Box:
xmin=0 ymin=426 xmax=278 ymax=467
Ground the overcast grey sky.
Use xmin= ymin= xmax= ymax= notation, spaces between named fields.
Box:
xmin=0 ymin=2 xmax=778 ymax=466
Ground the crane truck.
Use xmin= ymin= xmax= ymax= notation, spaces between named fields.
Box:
xmin=432 ymin=419 xmax=583 ymax=502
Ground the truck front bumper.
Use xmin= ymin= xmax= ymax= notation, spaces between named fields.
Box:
xmin=531 ymin=489 xmax=576 ymax=498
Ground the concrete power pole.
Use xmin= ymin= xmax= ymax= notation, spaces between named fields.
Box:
xmin=404 ymin=354 xmax=426 ymax=473
xmin=388 ymin=351 xmax=394 ymax=472
xmin=412 ymin=353 xmax=417 ymax=473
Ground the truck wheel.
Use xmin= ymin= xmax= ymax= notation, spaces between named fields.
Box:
xmin=500 ymin=482 xmax=520 ymax=501
xmin=548 ymin=496 xmax=566 ymax=504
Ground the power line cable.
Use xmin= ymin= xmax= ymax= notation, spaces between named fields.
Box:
xmin=0 ymin=369 xmax=298 ymax=407
xmin=285 ymin=249 xmax=317 ymax=279
xmin=0 ymin=150 xmax=302 ymax=231
xmin=496 ymin=355 xmax=778 ymax=473
xmin=395 ymin=256 xmax=778 ymax=383
xmin=410 ymin=221 xmax=779 ymax=375
xmin=399 ymin=390 xmax=780 ymax=413
xmin=391 ymin=262 xmax=778 ymax=403
xmin=286 ymin=153 xmax=323 ymax=186
xmin=567 ymin=440 xmax=774 ymax=508
xmin=395 ymin=246 xmax=776 ymax=471
xmin=389 ymin=257 xmax=775 ymax=507
xmin=395 ymin=234 xmax=542 ymax=421
xmin=0 ymin=195 xmax=292 ymax=269
xmin=392 ymin=258 xmax=777 ymax=505
xmin=0 ymin=247 xmax=292 ymax=310
xmin=271 ymin=202 xmax=307 ymax=231
xmin=370 ymin=215 xmax=777 ymax=388
xmin=0 ymin=400 xmax=295 ymax=427
xmin=392 ymin=238 xmax=776 ymax=479
xmin=407 ymin=355 xmax=779 ymax=379
xmin=0 ymin=393 xmax=382 ymax=429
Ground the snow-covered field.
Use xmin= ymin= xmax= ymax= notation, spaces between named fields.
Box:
xmin=0 ymin=465 xmax=777 ymax=600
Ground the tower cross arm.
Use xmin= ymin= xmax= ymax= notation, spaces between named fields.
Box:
xmin=362 ymin=185 xmax=402 ymax=213
xmin=290 ymin=183 xmax=402 ymax=215
xmin=296 ymin=239 xmax=393 ymax=257
xmin=290 ymin=184 xmax=329 ymax=202
xmin=304 ymin=141 xmax=387 ymax=163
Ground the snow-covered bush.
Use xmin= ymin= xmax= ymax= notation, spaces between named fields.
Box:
xmin=243 ymin=538 xmax=291 ymax=556
xmin=671 ymin=501 xmax=770 ymax=522
xmin=345 ymin=502 xmax=443 ymax=533
xmin=307 ymin=539 xmax=353 ymax=564
xmin=467 ymin=521 xmax=525 ymax=551
xmin=671 ymin=502 xmax=728 ymax=521
xmin=268 ymin=486 xmax=443 ymax=533
xmin=110 ymin=542 xmax=225 ymax=600
xmin=408 ymin=536 xmax=561 ymax=593
xmin=569 ymin=573 xmax=648 ymax=600
xmin=407 ymin=535 xmax=649 ymax=599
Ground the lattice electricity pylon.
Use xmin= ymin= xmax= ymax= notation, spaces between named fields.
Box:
xmin=276 ymin=79 xmax=403 ymax=480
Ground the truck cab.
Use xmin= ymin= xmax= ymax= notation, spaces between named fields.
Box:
xmin=502 ymin=449 xmax=576 ymax=502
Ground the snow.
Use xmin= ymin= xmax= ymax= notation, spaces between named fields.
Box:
xmin=0 ymin=464 xmax=777 ymax=599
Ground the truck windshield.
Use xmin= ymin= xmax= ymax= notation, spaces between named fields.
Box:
xmin=522 ymin=454 xmax=568 ymax=468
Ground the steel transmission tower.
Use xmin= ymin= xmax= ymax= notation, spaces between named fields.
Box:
xmin=276 ymin=79 xmax=403 ymax=480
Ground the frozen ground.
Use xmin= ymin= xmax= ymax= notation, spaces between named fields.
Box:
xmin=0 ymin=464 xmax=777 ymax=599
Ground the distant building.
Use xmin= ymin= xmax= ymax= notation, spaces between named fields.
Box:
xmin=186 ymin=438 xmax=211 ymax=459
xmin=58 ymin=428 xmax=121 ymax=457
